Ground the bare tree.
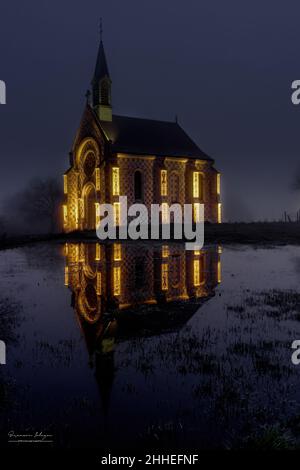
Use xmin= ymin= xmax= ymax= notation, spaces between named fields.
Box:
xmin=9 ymin=178 xmax=62 ymax=234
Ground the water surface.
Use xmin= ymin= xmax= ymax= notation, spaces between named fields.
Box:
xmin=0 ymin=242 xmax=300 ymax=449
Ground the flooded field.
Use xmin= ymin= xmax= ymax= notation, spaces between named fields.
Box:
xmin=0 ymin=242 xmax=300 ymax=449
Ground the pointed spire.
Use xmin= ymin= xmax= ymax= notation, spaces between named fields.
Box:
xmin=92 ymin=19 xmax=110 ymax=84
xmin=91 ymin=20 xmax=112 ymax=121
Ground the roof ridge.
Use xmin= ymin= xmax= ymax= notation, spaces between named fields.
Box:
xmin=112 ymin=114 xmax=178 ymax=125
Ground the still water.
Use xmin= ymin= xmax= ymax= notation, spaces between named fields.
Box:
xmin=0 ymin=242 xmax=300 ymax=449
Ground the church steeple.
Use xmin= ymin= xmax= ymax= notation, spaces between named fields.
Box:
xmin=91 ymin=21 xmax=112 ymax=122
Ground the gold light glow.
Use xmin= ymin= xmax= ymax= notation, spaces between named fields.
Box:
xmin=96 ymin=168 xmax=101 ymax=191
xmin=113 ymin=202 xmax=120 ymax=226
xmin=161 ymin=263 xmax=168 ymax=291
xmin=217 ymin=259 xmax=221 ymax=284
xmin=63 ymin=175 xmax=68 ymax=194
xmin=161 ymin=202 xmax=169 ymax=223
xmin=194 ymin=257 xmax=205 ymax=286
xmin=79 ymin=243 xmax=85 ymax=262
xmin=161 ymin=170 xmax=167 ymax=196
xmin=217 ymin=173 xmax=221 ymax=196
xmin=96 ymin=272 xmax=102 ymax=295
xmin=75 ymin=202 xmax=79 ymax=229
xmin=64 ymin=243 xmax=68 ymax=256
xmin=162 ymin=245 xmax=169 ymax=258
xmin=112 ymin=167 xmax=120 ymax=196
xmin=79 ymin=198 xmax=84 ymax=218
xmin=63 ymin=205 xmax=68 ymax=228
xmin=95 ymin=202 xmax=100 ymax=227
xmin=193 ymin=172 xmax=204 ymax=199
xmin=75 ymin=244 xmax=80 ymax=262
xmin=114 ymin=243 xmax=122 ymax=261
xmin=113 ymin=266 xmax=121 ymax=296
xmin=193 ymin=259 xmax=200 ymax=286
xmin=95 ymin=244 xmax=101 ymax=261
xmin=64 ymin=266 xmax=69 ymax=286
xmin=193 ymin=203 xmax=201 ymax=223
xmin=218 ymin=203 xmax=222 ymax=224
xmin=193 ymin=172 xmax=199 ymax=198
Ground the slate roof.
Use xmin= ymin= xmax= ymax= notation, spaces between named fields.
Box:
xmin=100 ymin=114 xmax=212 ymax=160
xmin=92 ymin=40 xmax=110 ymax=83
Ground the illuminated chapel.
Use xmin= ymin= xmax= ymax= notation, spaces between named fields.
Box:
xmin=63 ymin=34 xmax=221 ymax=232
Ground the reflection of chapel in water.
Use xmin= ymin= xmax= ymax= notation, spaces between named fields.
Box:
xmin=64 ymin=242 xmax=221 ymax=414
xmin=64 ymin=242 xmax=221 ymax=320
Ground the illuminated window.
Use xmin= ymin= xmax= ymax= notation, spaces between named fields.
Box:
xmin=114 ymin=243 xmax=122 ymax=261
xmin=96 ymin=168 xmax=101 ymax=191
xmin=217 ymin=259 xmax=221 ymax=284
xmin=95 ymin=244 xmax=101 ymax=261
xmin=161 ymin=202 xmax=169 ymax=224
xmin=193 ymin=172 xmax=199 ymax=198
xmin=64 ymin=243 xmax=68 ymax=257
xmin=95 ymin=202 xmax=100 ymax=227
xmin=161 ymin=263 xmax=168 ymax=291
xmin=96 ymin=272 xmax=102 ymax=295
xmin=194 ymin=260 xmax=200 ymax=286
xmin=112 ymin=167 xmax=120 ymax=196
xmin=63 ymin=175 xmax=68 ymax=194
xmin=113 ymin=202 xmax=120 ymax=226
xmin=218 ymin=203 xmax=222 ymax=224
xmin=162 ymin=245 xmax=169 ymax=258
xmin=161 ymin=170 xmax=168 ymax=196
xmin=193 ymin=172 xmax=204 ymax=199
xmin=63 ymin=205 xmax=68 ymax=227
xmin=113 ymin=266 xmax=121 ymax=296
xmin=217 ymin=173 xmax=221 ymax=196
xmin=194 ymin=257 xmax=205 ymax=286
xmin=64 ymin=266 xmax=69 ymax=286
xmin=194 ymin=249 xmax=201 ymax=256
xmin=75 ymin=244 xmax=80 ymax=262
xmin=193 ymin=203 xmax=201 ymax=223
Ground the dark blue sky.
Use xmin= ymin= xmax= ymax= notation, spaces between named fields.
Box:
xmin=1 ymin=0 xmax=300 ymax=221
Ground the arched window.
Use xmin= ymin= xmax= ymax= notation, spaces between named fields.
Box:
xmin=193 ymin=172 xmax=204 ymax=200
xmin=134 ymin=170 xmax=143 ymax=201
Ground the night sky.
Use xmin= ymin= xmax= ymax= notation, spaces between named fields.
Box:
xmin=1 ymin=0 xmax=300 ymax=221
